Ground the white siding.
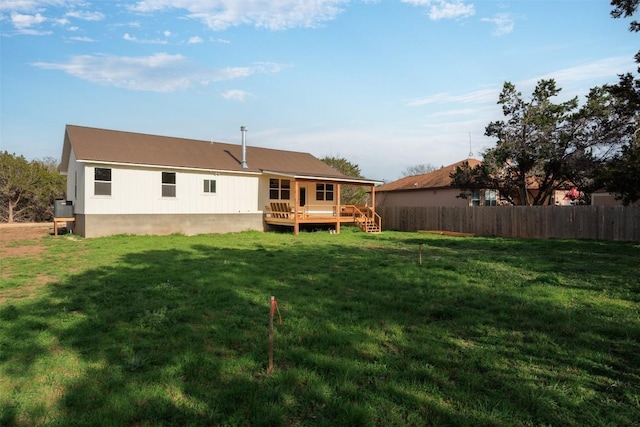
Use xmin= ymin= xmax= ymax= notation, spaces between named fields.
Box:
xmin=65 ymin=150 xmax=85 ymax=214
xmin=82 ymin=164 xmax=260 ymax=215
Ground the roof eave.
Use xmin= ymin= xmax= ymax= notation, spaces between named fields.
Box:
xmin=75 ymin=159 xmax=263 ymax=175
xmin=262 ymin=170 xmax=382 ymax=185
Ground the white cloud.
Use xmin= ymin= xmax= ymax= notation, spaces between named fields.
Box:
xmin=481 ymin=13 xmax=514 ymax=36
xmin=407 ymin=87 xmax=498 ymax=106
xmin=2 ymin=2 xmax=104 ymax=34
xmin=32 ymin=53 xmax=192 ymax=92
xmin=65 ymin=10 xmax=105 ymax=21
xmin=221 ymin=89 xmax=249 ymax=101
xmin=401 ymin=0 xmax=475 ymax=21
xmin=68 ymin=35 xmax=94 ymax=42
xmin=163 ymin=30 xmax=172 ymax=37
xmin=123 ymin=32 xmax=168 ymax=44
xmin=32 ymin=53 xmax=290 ymax=92
xmin=128 ymin=0 xmax=348 ymax=30
xmin=11 ymin=12 xmax=46 ymax=29
xmin=534 ymin=56 xmax=635 ymax=86
xmin=428 ymin=0 xmax=474 ymax=20
xmin=408 ymin=56 xmax=635 ymax=109
xmin=188 ymin=36 xmax=203 ymax=44
xmin=0 ymin=0 xmax=69 ymax=13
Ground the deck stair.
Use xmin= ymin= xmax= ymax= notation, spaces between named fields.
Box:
xmin=352 ymin=205 xmax=382 ymax=233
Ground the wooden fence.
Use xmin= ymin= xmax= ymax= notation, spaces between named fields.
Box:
xmin=379 ymin=205 xmax=640 ymax=242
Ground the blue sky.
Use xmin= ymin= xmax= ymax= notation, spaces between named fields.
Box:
xmin=0 ymin=0 xmax=637 ymax=181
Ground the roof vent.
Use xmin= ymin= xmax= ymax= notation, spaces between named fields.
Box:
xmin=240 ymin=126 xmax=248 ymax=168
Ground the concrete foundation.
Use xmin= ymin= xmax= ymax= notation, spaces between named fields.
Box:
xmin=74 ymin=213 xmax=264 ymax=238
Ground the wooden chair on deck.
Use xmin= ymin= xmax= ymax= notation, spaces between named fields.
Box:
xmin=269 ymin=202 xmax=293 ymax=218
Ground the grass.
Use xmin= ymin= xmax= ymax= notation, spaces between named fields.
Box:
xmin=0 ymin=227 xmax=639 ymax=426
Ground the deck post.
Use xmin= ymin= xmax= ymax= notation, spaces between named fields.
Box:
xmin=335 ymin=183 xmax=341 ymax=234
xmin=294 ymin=180 xmax=300 ymax=234
xmin=370 ymin=184 xmax=376 ymax=213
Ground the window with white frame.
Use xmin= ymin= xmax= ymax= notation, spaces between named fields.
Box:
xmin=94 ymin=167 xmax=111 ymax=196
xmin=162 ymin=172 xmax=176 ymax=197
xmin=204 ymin=179 xmax=216 ymax=194
xmin=484 ymin=189 xmax=497 ymax=206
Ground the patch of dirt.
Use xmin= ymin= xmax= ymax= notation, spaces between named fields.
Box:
xmin=0 ymin=222 xmax=52 ymax=257
xmin=1 ymin=224 xmax=60 ymax=305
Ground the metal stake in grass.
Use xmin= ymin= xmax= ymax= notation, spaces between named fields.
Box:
xmin=268 ymin=296 xmax=282 ymax=375
xmin=419 ymin=243 xmax=423 ymax=266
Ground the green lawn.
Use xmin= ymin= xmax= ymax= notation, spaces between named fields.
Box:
xmin=1 ymin=227 xmax=639 ymax=426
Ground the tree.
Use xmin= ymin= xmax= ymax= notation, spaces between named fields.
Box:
xmin=0 ymin=152 xmax=66 ymax=223
xmin=400 ymin=163 xmax=437 ymax=177
xmin=30 ymin=158 xmax=67 ymax=221
xmin=611 ymin=0 xmax=640 ymax=40
xmin=598 ymin=140 xmax=640 ymax=205
xmin=599 ymin=0 xmax=640 ymax=204
xmin=320 ymin=156 xmax=367 ymax=205
xmin=449 ymin=160 xmax=496 ymax=200
xmin=451 ymin=80 xmax=611 ymax=205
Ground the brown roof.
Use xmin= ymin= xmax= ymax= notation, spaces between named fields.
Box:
xmin=61 ymin=125 xmax=376 ymax=183
xmin=376 ymin=158 xmax=481 ymax=192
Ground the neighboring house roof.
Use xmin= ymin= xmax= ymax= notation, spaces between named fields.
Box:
xmin=61 ymin=125 xmax=379 ymax=184
xmin=376 ymin=158 xmax=481 ymax=192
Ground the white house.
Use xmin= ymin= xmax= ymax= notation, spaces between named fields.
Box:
xmin=60 ymin=125 xmax=381 ymax=237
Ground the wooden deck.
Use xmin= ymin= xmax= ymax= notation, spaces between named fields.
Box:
xmin=264 ymin=203 xmax=381 ymax=234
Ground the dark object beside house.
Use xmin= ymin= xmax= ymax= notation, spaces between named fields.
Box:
xmin=54 ymin=200 xmax=73 ymax=218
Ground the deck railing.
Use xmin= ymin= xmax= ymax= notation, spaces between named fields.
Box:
xmin=297 ymin=204 xmax=337 ymax=218
xmin=352 ymin=205 xmax=382 ymax=233
xmin=265 ymin=203 xmax=381 ymax=232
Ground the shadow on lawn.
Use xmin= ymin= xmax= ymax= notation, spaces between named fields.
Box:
xmin=1 ymin=235 xmax=639 ymax=426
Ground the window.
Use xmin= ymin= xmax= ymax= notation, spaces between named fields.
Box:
xmin=94 ymin=167 xmax=111 ymax=196
xmin=470 ymin=190 xmax=480 ymax=206
xmin=162 ymin=172 xmax=176 ymax=197
xmin=470 ymin=189 xmax=497 ymax=206
xmin=316 ymin=183 xmax=334 ymax=201
xmin=269 ymin=178 xmax=290 ymax=200
xmin=484 ymin=189 xmax=497 ymax=206
xmin=204 ymin=179 xmax=216 ymax=193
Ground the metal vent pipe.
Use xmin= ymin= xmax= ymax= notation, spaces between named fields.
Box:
xmin=240 ymin=126 xmax=248 ymax=168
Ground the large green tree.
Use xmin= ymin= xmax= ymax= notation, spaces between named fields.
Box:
xmin=0 ymin=152 xmax=66 ymax=223
xmin=452 ymin=80 xmax=606 ymax=205
xmin=320 ymin=156 xmax=367 ymax=205
xmin=600 ymin=0 xmax=640 ymax=204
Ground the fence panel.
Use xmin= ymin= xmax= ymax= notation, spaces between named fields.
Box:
xmin=379 ymin=205 xmax=640 ymax=242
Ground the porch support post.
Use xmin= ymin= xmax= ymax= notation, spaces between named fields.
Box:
xmin=294 ymin=180 xmax=300 ymax=235
xmin=335 ymin=182 xmax=341 ymax=234
xmin=370 ymin=184 xmax=376 ymax=212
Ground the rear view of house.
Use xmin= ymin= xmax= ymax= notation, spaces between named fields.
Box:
xmin=60 ymin=125 xmax=380 ymax=237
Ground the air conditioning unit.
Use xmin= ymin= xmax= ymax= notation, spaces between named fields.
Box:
xmin=54 ymin=200 xmax=73 ymax=218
